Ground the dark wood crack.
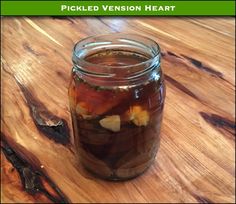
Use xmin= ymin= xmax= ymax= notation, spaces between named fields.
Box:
xmin=200 ymin=112 xmax=235 ymax=138
xmin=15 ymin=78 xmax=70 ymax=145
xmin=22 ymin=42 xmax=45 ymax=57
xmin=181 ymin=54 xmax=224 ymax=79
xmin=163 ymin=51 xmax=233 ymax=86
xmin=192 ymin=193 xmax=214 ymax=204
xmin=1 ymin=134 xmax=70 ymax=203
xmin=160 ymin=51 xmax=166 ymax=57
xmin=166 ymin=51 xmax=181 ymax=59
xmin=164 ymin=74 xmax=199 ymax=100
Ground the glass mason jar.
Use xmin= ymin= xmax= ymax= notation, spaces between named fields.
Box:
xmin=68 ymin=34 xmax=165 ymax=180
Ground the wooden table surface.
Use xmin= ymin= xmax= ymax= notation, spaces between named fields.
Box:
xmin=1 ymin=17 xmax=235 ymax=203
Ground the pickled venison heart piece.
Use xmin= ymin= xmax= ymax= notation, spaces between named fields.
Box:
xmin=75 ymin=82 xmax=129 ymax=115
xmin=79 ymin=148 xmax=112 ymax=178
xmin=99 ymin=115 xmax=121 ymax=132
xmin=126 ymin=106 xmax=150 ymax=126
xmin=76 ymin=102 xmax=93 ymax=119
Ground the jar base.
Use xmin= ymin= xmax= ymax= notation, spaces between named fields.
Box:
xmin=83 ymin=159 xmax=155 ymax=181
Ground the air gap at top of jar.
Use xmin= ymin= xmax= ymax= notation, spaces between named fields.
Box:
xmin=68 ymin=33 xmax=166 ymax=181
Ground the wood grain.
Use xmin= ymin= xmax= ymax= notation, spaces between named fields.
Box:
xmin=1 ymin=17 xmax=235 ymax=203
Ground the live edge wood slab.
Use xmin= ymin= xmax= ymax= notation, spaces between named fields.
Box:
xmin=1 ymin=17 xmax=235 ymax=203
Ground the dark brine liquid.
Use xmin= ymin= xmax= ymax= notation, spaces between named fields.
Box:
xmin=69 ymin=51 xmax=165 ymax=180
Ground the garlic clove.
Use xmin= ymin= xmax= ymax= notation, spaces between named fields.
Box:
xmin=99 ymin=115 xmax=121 ymax=132
xmin=133 ymin=110 xmax=149 ymax=126
xmin=127 ymin=105 xmax=150 ymax=126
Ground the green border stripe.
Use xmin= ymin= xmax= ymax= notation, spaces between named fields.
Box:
xmin=1 ymin=1 xmax=235 ymax=16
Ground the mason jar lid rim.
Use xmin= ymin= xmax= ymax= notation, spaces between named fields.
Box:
xmin=72 ymin=33 xmax=160 ymax=70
